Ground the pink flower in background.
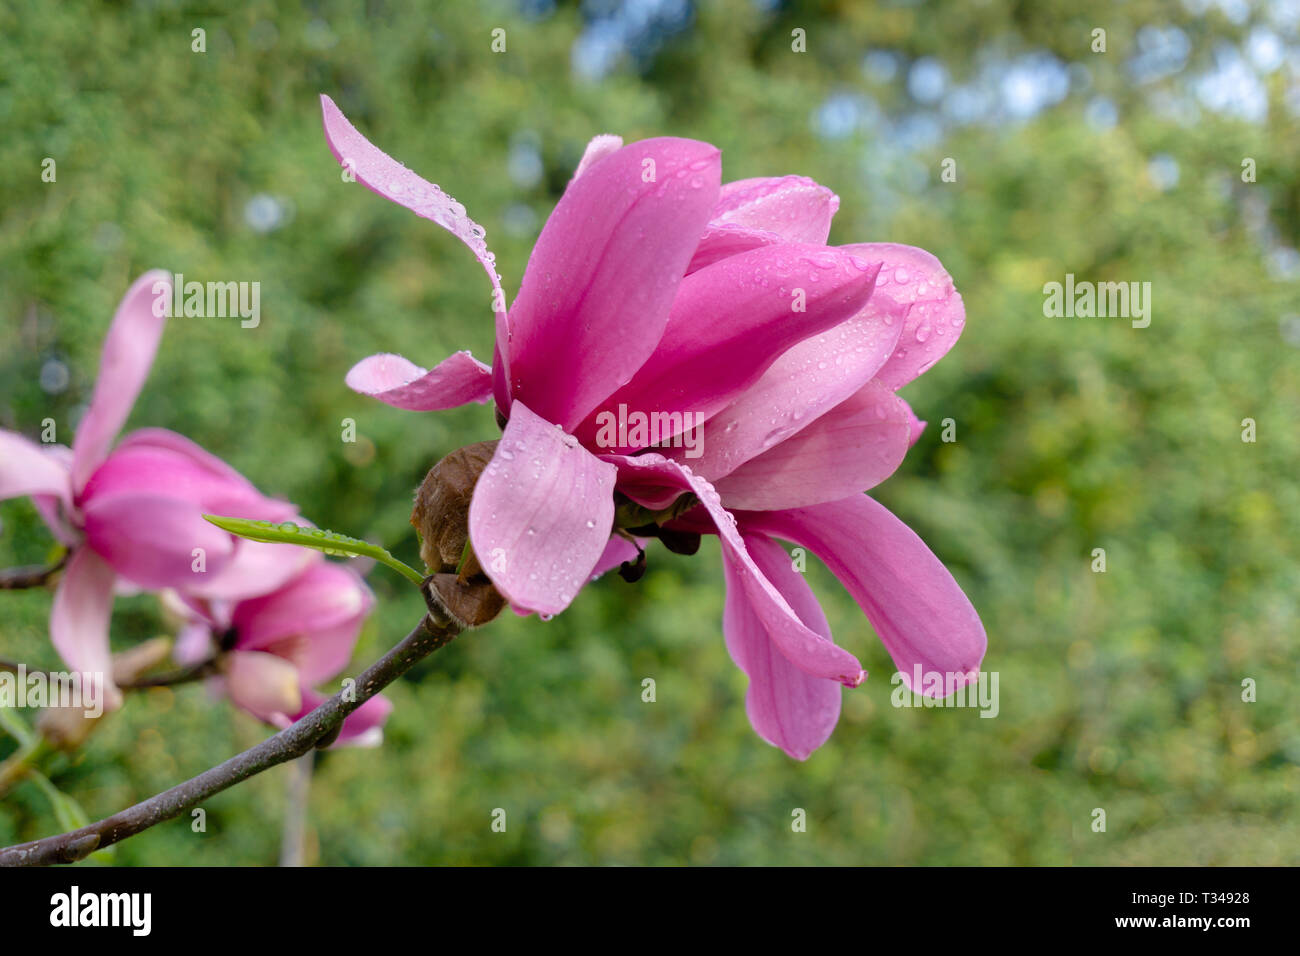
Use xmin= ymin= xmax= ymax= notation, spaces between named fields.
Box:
xmin=171 ymin=557 xmax=390 ymax=746
xmin=0 ymin=272 xmax=310 ymax=707
xmin=320 ymin=95 xmax=984 ymax=758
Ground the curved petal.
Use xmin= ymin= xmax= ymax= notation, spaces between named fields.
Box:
xmin=232 ymin=561 xmax=373 ymax=684
xmin=724 ymin=531 xmax=842 ymax=760
xmin=740 ymin=495 xmax=986 ymax=695
xmin=576 ymin=244 xmax=882 ymax=451
xmin=468 ymin=402 xmax=616 ymax=616
xmin=589 ymin=534 xmax=642 ymax=581
xmin=345 ymin=351 xmax=493 ymax=411
xmin=676 ymin=296 xmax=907 ymax=484
xmin=0 ymin=430 xmax=70 ymax=504
xmin=715 ymin=380 xmax=911 ymax=510
xmin=506 ymin=137 xmax=722 ymax=431
xmin=292 ymin=688 xmax=393 ymax=748
xmin=840 ymin=243 xmax=966 ymax=390
xmin=224 ymin=650 xmax=302 ymax=725
xmin=70 ymin=270 xmax=173 ymax=492
xmin=688 ymin=175 xmax=840 ymax=273
xmin=319 ymin=94 xmax=510 ymax=384
xmin=50 ymin=547 xmax=122 ymax=711
xmin=186 ymin=537 xmax=317 ymax=602
xmin=571 ymin=134 xmax=624 ymax=181
xmin=604 ymin=453 xmax=865 ymax=685
xmin=81 ymin=492 xmax=239 ymax=590
xmin=83 ymin=440 xmax=297 ymax=524
xmin=901 ymin=396 xmax=927 ymax=446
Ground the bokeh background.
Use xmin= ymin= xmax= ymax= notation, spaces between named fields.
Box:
xmin=1 ymin=0 xmax=1298 ymax=865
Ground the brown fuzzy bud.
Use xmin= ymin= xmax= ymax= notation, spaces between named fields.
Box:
xmin=411 ymin=441 xmax=506 ymax=628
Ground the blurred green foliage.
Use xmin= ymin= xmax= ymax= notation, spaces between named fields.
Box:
xmin=1 ymin=0 xmax=1297 ymax=864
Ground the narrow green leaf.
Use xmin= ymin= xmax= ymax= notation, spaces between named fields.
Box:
xmin=203 ymin=515 xmax=425 ymax=586
xmin=30 ymin=771 xmax=115 ymax=863
xmin=0 ymin=705 xmax=34 ymax=748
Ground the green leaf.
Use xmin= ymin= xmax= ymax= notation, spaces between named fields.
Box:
xmin=203 ymin=515 xmax=425 ymax=586
xmin=0 ymin=705 xmax=34 ymax=748
xmin=30 ymin=771 xmax=115 ymax=863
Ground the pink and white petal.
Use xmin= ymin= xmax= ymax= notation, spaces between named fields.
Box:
xmin=83 ymin=441 xmax=298 ymax=525
xmin=232 ymin=562 xmax=373 ymax=684
xmin=319 ymin=94 xmax=510 ymax=385
xmin=603 ymin=453 xmax=865 ymax=685
xmin=468 ymin=402 xmax=616 ymax=616
xmin=81 ymin=492 xmax=238 ymax=590
xmin=70 ymin=270 xmax=173 ymax=493
xmin=840 ymin=243 xmax=966 ymax=390
xmin=50 ymin=547 xmax=122 ymax=711
xmin=740 ymin=495 xmax=986 ymax=696
xmin=173 ymin=619 xmax=217 ymax=667
xmin=688 ymin=175 xmax=840 ymax=273
xmin=571 ymin=134 xmax=624 ymax=181
xmin=715 ymin=380 xmax=912 ymax=510
xmin=291 ymin=688 xmax=393 ymax=748
xmin=589 ymin=534 xmax=643 ymax=581
xmin=901 ymin=396 xmax=927 ymax=446
xmin=225 ymin=650 xmax=302 ymax=725
xmin=723 ymin=531 xmax=842 ymax=760
xmin=506 ymin=137 xmax=721 ymax=431
xmin=0 ymin=430 xmax=71 ymax=503
xmin=345 ymin=351 xmax=493 ymax=411
xmin=186 ymin=537 xmax=318 ymax=603
xmin=677 ymin=294 xmax=907 ymax=481
xmin=576 ymin=244 xmax=881 ymax=451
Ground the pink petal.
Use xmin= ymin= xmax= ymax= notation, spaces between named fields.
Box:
xmin=576 ymin=244 xmax=882 ymax=451
xmin=345 ymin=351 xmax=493 ymax=411
xmin=50 ymin=547 xmax=122 ymax=711
xmin=714 ymin=380 xmax=912 ymax=510
xmin=225 ymin=650 xmax=302 ymax=724
xmin=724 ymin=531 xmax=842 ymax=760
xmin=841 ymin=243 xmax=966 ymax=390
xmin=319 ymin=94 xmax=510 ymax=387
xmin=293 ymin=688 xmax=393 ymax=748
xmin=506 ymin=137 xmax=721 ymax=431
xmin=0 ymin=429 xmax=71 ymax=504
xmin=83 ymin=440 xmax=297 ymax=524
xmin=740 ymin=495 xmax=986 ymax=695
xmin=70 ymin=270 xmax=173 ymax=493
xmin=670 ymin=295 xmax=906 ymax=480
xmin=185 ymin=537 xmax=318 ymax=602
xmin=688 ymin=175 xmax=840 ymax=273
xmin=232 ymin=561 xmax=373 ymax=684
xmin=605 ymin=453 xmax=865 ymax=685
xmin=468 ymin=402 xmax=616 ymax=616
xmin=901 ymin=396 xmax=927 ymax=446
xmin=589 ymin=534 xmax=642 ymax=581
xmin=81 ymin=491 xmax=239 ymax=590
xmin=571 ymin=134 xmax=624 ymax=181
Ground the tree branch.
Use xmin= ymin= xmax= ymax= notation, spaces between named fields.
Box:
xmin=0 ymin=611 xmax=460 ymax=867
xmin=0 ymin=554 xmax=67 ymax=590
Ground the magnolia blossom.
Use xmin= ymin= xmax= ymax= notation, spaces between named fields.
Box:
xmin=0 ymin=272 xmax=310 ymax=707
xmin=321 ymin=95 xmax=985 ymax=758
xmin=170 ymin=557 xmax=390 ymax=746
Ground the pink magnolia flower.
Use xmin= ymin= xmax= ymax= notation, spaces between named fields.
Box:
xmin=320 ymin=96 xmax=984 ymax=758
xmin=170 ymin=556 xmax=390 ymax=746
xmin=0 ymin=272 xmax=310 ymax=707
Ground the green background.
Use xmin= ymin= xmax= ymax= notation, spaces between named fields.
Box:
xmin=1 ymin=0 xmax=1297 ymax=864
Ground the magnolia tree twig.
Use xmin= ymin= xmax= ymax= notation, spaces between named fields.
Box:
xmin=0 ymin=555 xmax=68 ymax=590
xmin=0 ymin=611 xmax=459 ymax=867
